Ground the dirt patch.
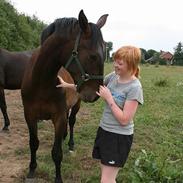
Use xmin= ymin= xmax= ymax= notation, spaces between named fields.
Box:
xmin=0 ymin=90 xmax=90 ymax=183
xmin=0 ymin=90 xmax=28 ymax=183
xmin=0 ymin=90 xmax=91 ymax=183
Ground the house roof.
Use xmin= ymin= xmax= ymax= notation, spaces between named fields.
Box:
xmin=160 ymin=50 xmax=173 ymax=60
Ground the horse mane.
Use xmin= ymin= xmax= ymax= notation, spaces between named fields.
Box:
xmin=41 ymin=18 xmax=77 ymax=45
xmin=41 ymin=17 xmax=104 ymax=47
xmin=40 ymin=22 xmax=55 ymax=45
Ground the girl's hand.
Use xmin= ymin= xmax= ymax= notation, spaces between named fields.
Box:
xmin=56 ymin=75 xmax=77 ymax=91
xmin=96 ymin=85 xmax=113 ymax=102
xmin=56 ymin=75 xmax=67 ymax=88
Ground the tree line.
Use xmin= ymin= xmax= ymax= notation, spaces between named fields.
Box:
xmin=0 ymin=0 xmax=46 ymax=51
xmin=105 ymin=42 xmax=183 ymax=66
xmin=1 ymin=0 xmax=183 ymax=66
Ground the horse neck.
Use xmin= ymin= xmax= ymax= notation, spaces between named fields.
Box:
xmin=32 ymin=37 xmax=68 ymax=88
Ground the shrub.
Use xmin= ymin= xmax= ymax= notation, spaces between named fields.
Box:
xmin=129 ymin=149 xmax=183 ymax=182
xmin=154 ymin=78 xmax=169 ymax=87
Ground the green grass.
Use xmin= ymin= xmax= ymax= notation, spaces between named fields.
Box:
xmin=17 ymin=64 xmax=183 ymax=182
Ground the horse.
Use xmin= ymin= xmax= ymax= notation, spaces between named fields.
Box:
xmin=21 ymin=10 xmax=108 ymax=183
xmin=0 ymin=48 xmax=34 ymax=130
xmin=0 ymin=46 xmax=80 ymax=149
xmin=0 ymin=47 xmax=79 ymax=151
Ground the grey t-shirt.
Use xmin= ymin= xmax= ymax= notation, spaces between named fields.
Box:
xmin=99 ymin=72 xmax=144 ymax=135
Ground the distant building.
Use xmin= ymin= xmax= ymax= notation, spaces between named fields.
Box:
xmin=160 ymin=50 xmax=174 ymax=65
xmin=145 ymin=56 xmax=156 ymax=64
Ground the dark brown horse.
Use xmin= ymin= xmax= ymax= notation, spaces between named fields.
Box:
xmin=0 ymin=48 xmax=79 ymax=150
xmin=0 ymin=48 xmax=33 ymax=130
xmin=21 ymin=10 xmax=108 ymax=183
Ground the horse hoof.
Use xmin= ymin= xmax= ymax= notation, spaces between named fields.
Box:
xmin=69 ymin=149 xmax=74 ymax=153
xmin=27 ymin=171 xmax=35 ymax=179
xmin=55 ymin=178 xmax=63 ymax=183
xmin=25 ymin=177 xmax=36 ymax=183
xmin=2 ymin=126 xmax=9 ymax=131
xmin=69 ymin=146 xmax=74 ymax=152
xmin=68 ymin=145 xmax=74 ymax=152
xmin=69 ymin=150 xmax=76 ymax=157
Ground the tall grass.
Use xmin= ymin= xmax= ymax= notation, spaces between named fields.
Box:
xmin=17 ymin=64 xmax=183 ymax=183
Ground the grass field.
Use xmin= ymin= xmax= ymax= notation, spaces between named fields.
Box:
xmin=16 ymin=64 xmax=183 ymax=183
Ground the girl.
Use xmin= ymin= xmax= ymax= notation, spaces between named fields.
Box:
xmin=92 ymin=45 xmax=143 ymax=183
xmin=57 ymin=45 xmax=143 ymax=183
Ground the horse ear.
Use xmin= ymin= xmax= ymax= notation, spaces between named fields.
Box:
xmin=78 ymin=10 xmax=90 ymax=34
xmin=96 ymin=14 xmax=108 ymax=29
xmin=40 ymin=22 xmax=55 ymax=45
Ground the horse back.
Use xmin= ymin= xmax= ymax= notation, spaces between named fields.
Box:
xmin=0 ymin=48 xmax=32 ymax=89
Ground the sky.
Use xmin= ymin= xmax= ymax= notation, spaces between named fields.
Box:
xmin=9 ymin=0 xmax=183 ymax=53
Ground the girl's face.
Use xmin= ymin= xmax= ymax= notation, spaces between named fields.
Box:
xmin=113 ymin=59 xmax=129 ymax=76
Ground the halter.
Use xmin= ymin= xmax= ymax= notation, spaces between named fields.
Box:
xmin=65 ymin=31 xmax=103 ymax=91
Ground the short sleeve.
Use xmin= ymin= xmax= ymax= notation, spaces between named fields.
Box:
xmin=104 ymin=72 xmax=115 ymax=86
xmin=126 ymin=85 xmax=144 ymax=105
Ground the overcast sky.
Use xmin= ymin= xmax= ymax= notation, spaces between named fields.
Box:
xmin=10 ymin=0 xmax=183 ymax=53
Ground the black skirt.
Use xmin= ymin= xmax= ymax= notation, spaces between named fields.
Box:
xmin=92 ymin=127 xmax=133 ymax=167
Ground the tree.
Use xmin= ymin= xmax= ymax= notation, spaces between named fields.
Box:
xmin=105 ymin=41 xmax=113 ymax=62
xmin=140 ymin=48 xmax=149 ymax=64
xmin=0 ymin=0 xmax=46 ymax=51
xmin=173 ymin=42 xmax=183 ymax=65
xmin=147 ymin=49 xmax=157 ymax=59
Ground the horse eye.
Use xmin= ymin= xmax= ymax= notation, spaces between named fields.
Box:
xmin=89 ymin=54 xmax=98 ymax=61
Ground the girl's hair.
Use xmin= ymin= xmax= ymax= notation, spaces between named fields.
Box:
xmin=113 ymin=46 xmax=141 ymax=78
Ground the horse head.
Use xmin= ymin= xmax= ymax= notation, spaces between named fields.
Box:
xmin=40 ymin=10 xmax=108 ymax=102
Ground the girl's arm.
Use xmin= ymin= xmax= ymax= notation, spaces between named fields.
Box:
xmin=96 ymin=85 xmax=138 ymax=126
xmin=56 ymin=75 xmax=77 ymax=91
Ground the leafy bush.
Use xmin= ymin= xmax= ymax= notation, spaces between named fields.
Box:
xmin=0 ymin=0 xmax=46 ymax=51
xmin=129 ymin=149 xmax=183 ymax=183
xmin=154 ymin=78 xmax=169 ymax=87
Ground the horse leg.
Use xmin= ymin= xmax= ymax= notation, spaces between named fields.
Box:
xmin=26 ymin=120 xmax=39 ymax=178
xmin=63 ymin=114 xmax=68 ymax=140
xmin=0 ymin=88 xmax=10 ymax=130
xmin=52 ymin=116 xmax=67 ymax=183
xmin=68 ymin=99 xmax=81 ymax=151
